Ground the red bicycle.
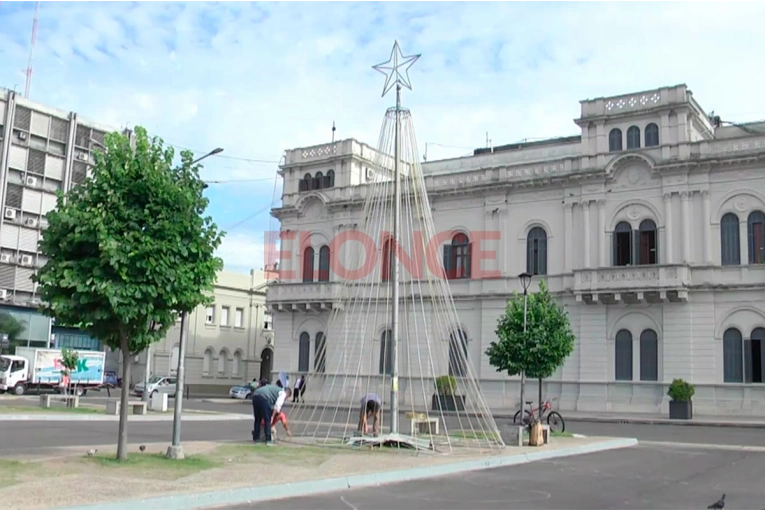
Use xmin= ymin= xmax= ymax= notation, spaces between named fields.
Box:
xmin=513 ymin=397 xmax=565 ymax=433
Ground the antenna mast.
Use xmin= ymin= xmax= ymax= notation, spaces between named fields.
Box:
xmin=23 ymin=1 xmax=40 ymax=99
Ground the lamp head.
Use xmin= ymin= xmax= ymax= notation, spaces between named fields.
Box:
xmin=209 ymin=147 xmax=224 ymax=156
xmin=518 ymin=272 xmax=532 ymax=293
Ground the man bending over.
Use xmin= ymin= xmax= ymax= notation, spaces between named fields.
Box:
xmin=252 ymin=382 xmax=292 ymax=445
xmin=358 ymin=393 xmax=382 ymax=435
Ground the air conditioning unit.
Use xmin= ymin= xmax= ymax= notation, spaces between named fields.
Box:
xmin=17 ymin=131 xmax=28 ymax=141
xmin=25 ymin=218 xmax=38 ymax=228
xmin=4 ymin=208 xmax=16 ymax=220
xmin=25 ymin=176 xmax=38 ymax=187
xmin=0 ymin=254 xmax=10 ymax=263
xmin=366 ymin=168 xmax=375 ymax=180
xmin=20 ymin=255 xmax=33 ymax=266
xmin=0 ymin=289 xmax=7 ymax=301
xmin=77 ymin=152 xmax=88 ymax=161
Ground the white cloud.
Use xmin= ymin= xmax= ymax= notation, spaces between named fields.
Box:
xmin=215 ymin=232 xmax=266 ymax=275
xmin=2 ymin=2 xmax=765 ymax=270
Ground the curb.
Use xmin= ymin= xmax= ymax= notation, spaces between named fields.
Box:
xmin=562 ymin=415 xmax=765 ymax=429
xmin=285 ymin=404 xmax=765 ymax=429
xmin=53 ymin=437 xmax=638 ymax=510
xmin=0 ymin=414 xmax=251 ymax=422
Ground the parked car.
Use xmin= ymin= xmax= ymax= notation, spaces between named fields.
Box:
xmin=133 ymin=375 xmax=177 ymax=398
xmin=229 ymin=385 xmax=252 ymax=400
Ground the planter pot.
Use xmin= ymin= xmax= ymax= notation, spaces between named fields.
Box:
xmin=669 ymin=400 xmax=693 ymax=420
xmin=431 ymin=394 xmax=465 ymax=412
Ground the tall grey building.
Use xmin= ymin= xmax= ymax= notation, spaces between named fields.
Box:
xmin=0 ymin=88 xmax=127 ymax=308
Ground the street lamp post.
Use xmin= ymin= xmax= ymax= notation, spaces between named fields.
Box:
xmin=167 ymin=147 xmax=223 ymax=460
xmin=518 ymin=272 xmax=532 ymax=426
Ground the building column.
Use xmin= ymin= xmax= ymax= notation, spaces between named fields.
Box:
xmin=663 ymin=193 xmax=673 ymax=264
xmin=739 ymin=220 xmax=748 ymax=265
xmin=597 ymin=199 xmax=606 ymax=267
xmin=564 ymin=203 xmax=573 ymax=272
xmin=582 ymin=201 xmax=591 ymax=269
xmin=702 ymin=190 xmax=712 ymax=264
xmin=681 ymin=192 xmax=691 ymax=263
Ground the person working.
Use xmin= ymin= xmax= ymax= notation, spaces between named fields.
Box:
xmin=358 ymin=393 xmax=382 ymax=435
xmin=252 ymin=382 xmax=291 ymax=445
xmin=292 ymin=375 xmax=306 ymax=403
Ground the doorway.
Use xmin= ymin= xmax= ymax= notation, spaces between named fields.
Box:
xmin=259 ymin=347 xmax=273 ymax=382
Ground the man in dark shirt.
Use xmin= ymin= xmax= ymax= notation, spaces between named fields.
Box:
xmin=252 ymin=383 xmax=291 ymax=445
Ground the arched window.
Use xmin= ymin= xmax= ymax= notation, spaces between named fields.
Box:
xmin=324 ymin=169 xmax=335 ymax=188
xmin=748 ymin=327 xmax=765 ymax=384
xmin=381 ymin=239 xmax=392 ymax=282
xmin=613 ymin=221 xmax=633 ymax=266
xmin=639 ymin=329 xmax=658 ymax=381
xmin=747 ymin=210 xmax=765 ymax=264
xmin=298 ymin=332 xmax=310 ymax=373
xmin=638 ymin=219 xmax=658 ymax=265
xmin=614 ymin=329 xmax=633 ymax=381
xmin=302 ymin=247 xmax=315 ymax=282
xmin=721 ymin=213 xmax=741 ymax=265
xmin=626 ymin=126 xmax=641 ymax=150
xmin=314 ymin=332 xmax=326 ymax=373
xmin=379 ymin=329 xmax=393 ymax=376
xmin=444 ymin=233 xmax=471 ymax=280
xmin=448 ymin=329 xmax=469 ymax=377
xmin=203 ymin=348 xmax=213 ymax=376
xmin=526 ymin=227 xmax=548 ymax=276
xmin=314 ymin=171 xmax=324 ymax=190
xmin=609 ymin=128 xmax=623 ymax=152
xmin=299 ymin=173 xmax=312 ymax=192
xmin=318 ymin=246 xmax=330 ymax=282
xmin=218 ymin=349 xmax=229 ymax=375
xmin=723 ymin=328 xmax=743 ymax=383
xmin=232 ymin=350 xmax=242 ymax=377
xmin=645 ymin=123 xmax=659 ymax=147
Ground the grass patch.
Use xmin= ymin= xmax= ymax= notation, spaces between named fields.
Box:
xmin=0 ymin=405 xmax=100 ymax=414
xmin=449 ymin=431 xmax=502 ymax=441
xmin=213 ymin=443 xmax=333 ymax=465
xmin=0 ymin=459 xmax=32 ymax=488
xmin=551 ymin=431 xmax=573 ymax=438
xmin=85 ymin=452 xmax=220 ymax=480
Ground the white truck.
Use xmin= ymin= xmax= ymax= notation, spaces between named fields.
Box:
xmin=0 ymin=347 xmax=106 ymax=396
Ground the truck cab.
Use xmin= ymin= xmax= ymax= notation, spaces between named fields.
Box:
xmin=0 ymin=355 xmax=29 ymax=395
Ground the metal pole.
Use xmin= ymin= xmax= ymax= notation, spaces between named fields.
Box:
xmin=167 ymin=311 xmax=188 ymax=459
xmin=519 ymin=290 xmax=528 ymax=424
xmin=142 ymin=343 xmax=151 ymax=403
xmin=390 ymin=84 xmax=401 ymax=435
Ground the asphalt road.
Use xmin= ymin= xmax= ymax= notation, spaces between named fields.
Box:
xmin=229 ymin=444 xmax=765 ymax=510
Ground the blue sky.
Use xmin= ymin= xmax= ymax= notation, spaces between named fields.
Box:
xmin=2 ymin=1 xmax=765 ymax=274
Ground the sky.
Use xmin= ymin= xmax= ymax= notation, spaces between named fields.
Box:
xmin=2 ymin=1 xmax=765 ymax=274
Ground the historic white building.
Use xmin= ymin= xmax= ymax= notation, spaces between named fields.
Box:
xmin=267 ymin=84 xmax=765 ymax=417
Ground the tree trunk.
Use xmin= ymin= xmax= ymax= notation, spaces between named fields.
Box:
xmin=117 ymin=335 xmax=131 ymax=461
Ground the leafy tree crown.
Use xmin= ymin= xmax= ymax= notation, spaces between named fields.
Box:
xmin=34 ymin=126 xmax=224 ymax=353
xmin=485 ymin=280 xmax=576 ymax=379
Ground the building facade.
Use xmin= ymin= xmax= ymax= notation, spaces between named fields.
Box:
xmin=119 ymin=269 xmax=275 ymax=395
xmin=267 ymin=84 xmax=765 ymax=417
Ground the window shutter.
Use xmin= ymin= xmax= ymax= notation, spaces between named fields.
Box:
xmin=442 ymin=244 xmax=453 ymax=279
xmin=466 ymin=242 xmax=473 ymax=278
xmin=744 ymin=339 xmax=753 ymax=383
xmin=653 ymin=228 xmax=660 ymax=265
xmin=539 ymin=237 xmax=548 ymax=275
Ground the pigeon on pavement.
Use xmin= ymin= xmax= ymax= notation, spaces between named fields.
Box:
xmin=139 ymin=445 xmax=146 ymax=452
xmin=707 ymin=494 xmax=725 ymax=509
xmin=87 ymin=449 xmax=97 ymax=457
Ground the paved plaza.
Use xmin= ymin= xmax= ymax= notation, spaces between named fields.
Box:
xmin=232 ymin=443 xmax=765 ymax=510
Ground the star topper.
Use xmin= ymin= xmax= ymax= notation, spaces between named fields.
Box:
xmin=372 ymin=40 xmax=421 ymax=98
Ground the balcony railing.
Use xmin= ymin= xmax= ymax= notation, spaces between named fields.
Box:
xmin=574 ymin=264 xmax=690 ymax=304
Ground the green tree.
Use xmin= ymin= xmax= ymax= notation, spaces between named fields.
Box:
xmin=0 ymin=312 xmax=26 ymax=354
xmin=34 ymin=127 xmax=223 ymax=460
xmin=486 ymin=281 xmax=576 ymax=410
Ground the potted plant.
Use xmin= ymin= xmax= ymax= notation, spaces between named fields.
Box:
xmin=667 ymin=378 xmax=695 ymax=420
xmin=431 ymin=375 xmax=466 ymax=412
